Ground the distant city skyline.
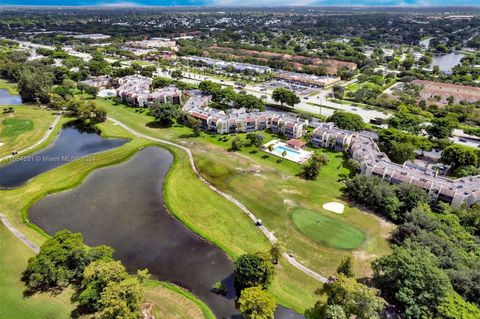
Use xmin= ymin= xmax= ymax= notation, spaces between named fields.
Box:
xmin=0 ymin=0 xmax=476 ymax=7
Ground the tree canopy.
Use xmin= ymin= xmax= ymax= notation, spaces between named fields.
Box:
xmin=326 ymin=111 xmax=365 ymax=132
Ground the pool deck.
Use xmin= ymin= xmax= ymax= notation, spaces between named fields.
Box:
xmin=262 ymin=140 xmax=313 ymax=164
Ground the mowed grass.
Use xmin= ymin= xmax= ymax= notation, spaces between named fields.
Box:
xmin=192 ymin=144 xmax=393 ymax=277
xmin=291 ymin=208 xmax=365 ymax=250
xmin=1 ymin=118 xmax=34 ymax=137
xmin=0 ymin=223 xmax=73 ymax=319
xmin=0 ymin=106 xmax=58 ymax=158
xmin=0 ymin=223 xmax=212 ymax=319
xmin=94 ymin=100 xmax=320 ymax=312
xmin=0 ymin=121 xmax=220 ymax=318
xmin=144 ymin=281 xmax=215 ymax=319
xmin=0 ymin=78 xmax=19 ymax=95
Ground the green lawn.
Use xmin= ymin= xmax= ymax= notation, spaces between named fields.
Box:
xmin=0 ymin=79 xmax=19 ymax=95
xmin=0 ymin=106 xmax=59 ymax=159
xmin=291 ymin=208 xmax=365 ymax=250
xmin=0 ymin=121 xmax=220 ymax=318
xmin=144 ymin=281 xmax=215 ymax=319
xmin=0 ymin=223 xmax=73 ymax=319
xmin=1 ymin=118 xmax=34 ymax=137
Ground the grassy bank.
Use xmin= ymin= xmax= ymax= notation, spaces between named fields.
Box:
xmin=144 ymin=281 xmax=215 ymax=319
xmin=0 ymin=79 xmax=19 ymax=95
xmin=0 ymin=223 xmax=73 ymax=319
xmin=0 ymin=106 xmax=61 ymax=159
xmin=0 ymin=121 xmax=218 ymax=318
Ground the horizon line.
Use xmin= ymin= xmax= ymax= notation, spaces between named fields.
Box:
xmin=1 ymin=4 xmax=480 ymax=7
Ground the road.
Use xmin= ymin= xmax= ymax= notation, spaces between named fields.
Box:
xmin=166 ymin=69 xmax=478 ymax=147
xmin=158 ymin=69 xmax=391 ymax=122
xmin=108 ymin=116 xmax=329 ymax=284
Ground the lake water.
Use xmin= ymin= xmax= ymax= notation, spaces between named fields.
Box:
xmin=0 ymin=89 xmax=23 ymax=105
xmin=431 ymin=53 xmax=465 ymax=74
xmin=0 ymin=124 xmax=127 ymax=188
xmin=419 ymin=37 xmax=432 ymax=49
xmin=29 ymin=147 xmax=305 ymax=318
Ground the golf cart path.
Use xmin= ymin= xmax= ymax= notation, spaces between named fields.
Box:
xmin=0 ymin=113 xmax=61 ymax=163
xmin=108 ymin=117 xmax=329 ymax=284
xmin=0 ymin=213 xmax=39 ymax=253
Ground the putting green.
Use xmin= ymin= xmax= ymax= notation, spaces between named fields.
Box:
xmin=1 ymin=118 xmax=34 ymax=137
xmin=291 ymin=208 xmax=365 ymax=250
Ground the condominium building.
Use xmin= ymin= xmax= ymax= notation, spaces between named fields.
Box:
xmin=312 ymin=124 xmax=480 ymax=208
xmin=273 ymin=71 xmax=341 ymax=88
xmin=182 ymin=94 xmax=307 ymax=138
xmin=116 ymin=75 xmax=182 ymax=107
xmin=412 ymin=80 xmax=480 ymax=105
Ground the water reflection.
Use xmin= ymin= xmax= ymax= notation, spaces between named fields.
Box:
xmin=0 ymin=122 xmax=127 ymax=188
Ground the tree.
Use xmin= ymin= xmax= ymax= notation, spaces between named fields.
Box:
xmin=238 ymin=286 xmax=276 ymax=319
xmin=84 ymin=84 xmax=99 ymax=98
xmin=327 ymin=111 xmax=365 ymax=131
xmin=441 ymin=145 xmax=478 ymax=170
xmin=324 ymin=304 xmax=347 ymax=319
xmin=98 ymin=277 xmax=144 ymax=319
xmin=336 ymin=257 xmax=355 ymax=278
xmin=76 ymin=260 xmax=128 ymax=312
xmin=185 ymin=114 xmax=201 ymax=136
xmin=269 ymin=243 xmax=283 ymax=264
xmin=346 ymin=158 xmax=361 ymax=173
xmin=332 ymin=85 xmax=345 ymax=100
xmin=47 ymin=93 xmax=66 ymax=110
xmin=386 ymin=112 xmax=423 ymax=134
xmin=231 ymin=136 xmax=244 ymax=151
xmin=426 ymin=117 xmax=458 ymax=139
xmin=170 ymin=70 xmax=183 ymax=80
xmin=246 ymin=133 xmax=264 ymax=148
xmin=149 ymin=102 xmax=181 ymax=126
xmin=311 ymin=275 xmax=385 ymax=319
xmin=152 ymin=77 xmax=174 ymax=89
xmin=233 ymin=94 xmax=265 ymax=111
xmin=67 ymin=100 xmax=106 ymax=124
xmin=22 ymin=230 xmax=113 ymax=293
xmin=18 ymin=69 xmax=53 ymax=104
xmin=234 ymin=253 xmax=275 ymax=292
xmin=372 ymin=244 xmax=453 ymax=318
xmin=388 ymin=142 xmax=415 ymax=164
xmin=301 ymin=154 xmax=328 ymax=180
xmin=437 ymin=291 xmax=480 ymax=319
xmin=62 ymin=78 xmax=77 ymax=90
xmin=271 ymin=88 xmax=300 ymax=107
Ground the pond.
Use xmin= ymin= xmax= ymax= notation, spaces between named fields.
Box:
xmin=419 ymin=37 xmax=432 ymax=49
xmin=0 ymin=123 xmax=127 ymax=188
xmin=431 ymin=52 xmax=465 ymax=74
xmin=0 ymin=89 xmax=23 ymax=105
xmin=29 ymin=147 xmax=305 ymax=319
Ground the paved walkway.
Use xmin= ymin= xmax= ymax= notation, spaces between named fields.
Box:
xmin=0 ymin=113 xmax=62 ymax=252
xmin=0 ymin=113 xmax=61 ymax=163
xmin=0 ymin=213 xmax=39 ymax=253
xmin=108 ymin=117 xmax=329 ymax=283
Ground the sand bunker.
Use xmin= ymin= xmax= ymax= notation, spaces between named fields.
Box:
xmin=322 ymin=202 xmax=345 ymax=214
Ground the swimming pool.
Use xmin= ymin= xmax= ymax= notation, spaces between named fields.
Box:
xmin=263 ymin=140 xmax=313 ymax=164
xmin=274 ymin=145 xmax=301 ymax=157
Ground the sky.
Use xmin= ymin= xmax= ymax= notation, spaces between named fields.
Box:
xmin=0 ymin=0 xmax=476 ymax=6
